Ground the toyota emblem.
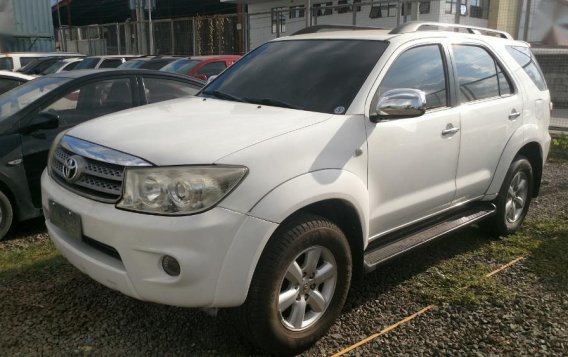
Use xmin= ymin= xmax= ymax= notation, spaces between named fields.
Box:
xmin=62 ymin=155 xmax=84 ymax=182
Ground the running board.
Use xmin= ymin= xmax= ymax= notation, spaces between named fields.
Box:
xmin=364 ymin=203 xmax=496 ymax=272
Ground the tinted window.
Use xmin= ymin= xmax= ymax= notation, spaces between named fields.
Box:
xmin=196 ymin=61 xmax=226 ymax=77
xmin=203 ymin=40 xmax=389 ymax=114
xmin=20 ymin=57 xmax=40 ymax=66
xmin=64 ymin=60 xmax=80 ymax=71
xmin=453 ymin=45 xmax=502 ymax=102
xmin=379 ymin=45 xmax=447 ymax=109
xmin=143 ymin=77 xmax=200 ymax=104
xmin=76 ymin=57 xmax=100 ymax=69
xmin=0 ymin=78 xmax=23 ymax=95
xmin=119 ymin=59 xmax=145 ymax=69
xmin=99 ymin=59 xmax=123 ymax=68
xmin=161 ymin=59 xmax=201 ymax=74
xmin=140 ymin=59 xmax=174 ymax=70
xmin=42 ymin=78 xmax=134 ymax=125
xmin=506 ymin=46 xmax=547 ymax=91
xmin=0 ymin=57 xmax=13 ymax=70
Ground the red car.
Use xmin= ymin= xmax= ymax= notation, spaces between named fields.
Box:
xmin=161 ymin=55 xmax=241 ymax=80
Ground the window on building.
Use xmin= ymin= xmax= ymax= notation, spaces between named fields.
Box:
xmin=313 ymin=2 xmax=333 ymax=16
xmin=337 ymin=0 xmax=362 ymax=13
xmin=445 ymin=0 xmax=467 ymax=15
xmin=402 ymin=1 xmax=431 ymax=16
xmin=271 ymin=7 xmax=287 ymax=34
xmin=370 ymin=2 xmax=399 ymax=18
xmin=289 ymin=5 xmax=305 ymax=18
xmin=379 ymin=45 xmax=448 ymax=109
xmin=453 ymin=45 xmax=514 ymax=102
xmin=469 ymin=0 xmax=490 ymax=19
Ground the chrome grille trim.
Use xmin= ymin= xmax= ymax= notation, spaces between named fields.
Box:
xmin=51 ymin=136 xmax=151 ymax=203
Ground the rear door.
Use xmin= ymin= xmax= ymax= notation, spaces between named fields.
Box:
xmin=449 ymin=42 xmax=523 ymax=204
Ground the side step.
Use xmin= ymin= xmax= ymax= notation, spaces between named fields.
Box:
xmin=364 ymin=203 xmax=496 ymax=272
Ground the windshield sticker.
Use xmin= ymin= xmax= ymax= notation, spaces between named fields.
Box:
xmin=334 ymin=106 xmax=346 ymax=114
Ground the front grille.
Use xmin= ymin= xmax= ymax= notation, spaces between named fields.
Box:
xmin=51 ymin=146 xmax=125 ymax=203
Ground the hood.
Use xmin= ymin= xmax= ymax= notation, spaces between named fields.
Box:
xmin=67 ymin=97 xmax=332 ymax=165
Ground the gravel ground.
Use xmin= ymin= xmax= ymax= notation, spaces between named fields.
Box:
xmin=0 ymin=159 xmax=567 ymax=356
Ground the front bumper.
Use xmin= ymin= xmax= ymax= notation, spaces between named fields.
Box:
xmin=41 ymin=171 xmax=278 ymax=308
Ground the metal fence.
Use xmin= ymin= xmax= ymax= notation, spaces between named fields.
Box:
xmin=56 ymin=14 xmax=245 ymax=56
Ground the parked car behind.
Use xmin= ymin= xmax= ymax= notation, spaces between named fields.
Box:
xmin=74 ymin=55 xmax=139 ymax=70
xmin=161 ymin=55 xmax=241 ymax=80
xmin=40 ymin=58 xmax=84 ymax=75
xmin=0 ymin=70 xmax=34 ymax=95
xmin=118 ymin=56 xmax=180 ymax=70
xmin=0 ymin=52 xmax=83 ymax=72
xmin=18 ymin=56 xmax=84 ymax=75
xmin=0 ymin=69 xmax=204 ymax=240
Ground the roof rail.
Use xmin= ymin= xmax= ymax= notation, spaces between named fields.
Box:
xmin=390 ymin=21 xmax=513 ymax=40
xmin=292 ymin=25 xmax=385 ymax=36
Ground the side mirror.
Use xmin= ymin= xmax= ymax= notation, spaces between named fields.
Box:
xmin=370 ymin=89 xmax=427 ymax=123
xmin=22 ymin=112 xmax=59 ymax=134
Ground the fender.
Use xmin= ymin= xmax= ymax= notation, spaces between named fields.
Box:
xmin=213 ymin=169 xmax=369 ymax=306
xmin=485 ymin=123 xmax=542 ymax=197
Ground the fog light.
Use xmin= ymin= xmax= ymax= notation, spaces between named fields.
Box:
xmin=161 ymin=255 xmax=180 ymax=276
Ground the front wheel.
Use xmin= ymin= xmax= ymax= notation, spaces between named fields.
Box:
xmin=485 ymin=156 xmax=534 ymax=237
xmin=232 ymin=214 xmax=352 ymax=355
xmin=0 ymin=190 xmax=14 ymax=241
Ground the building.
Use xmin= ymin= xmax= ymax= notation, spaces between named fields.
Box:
xmin=0 ymin=0 xmax=54 ymax=52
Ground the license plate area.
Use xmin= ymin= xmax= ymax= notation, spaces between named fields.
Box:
xmin=49 ymin=200 xmax=82 ymax=241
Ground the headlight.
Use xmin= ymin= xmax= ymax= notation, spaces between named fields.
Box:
xmin=116 ymin=165 xmax=248 ymax=215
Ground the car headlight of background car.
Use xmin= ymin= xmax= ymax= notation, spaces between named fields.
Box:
xmin=117 ymin=166 xmax=248 ymax=215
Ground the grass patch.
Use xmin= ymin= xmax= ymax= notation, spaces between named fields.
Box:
xmin=0 ymin=237 xmax=60 ymax=279
xmin=550 ymin=133 xmax=568 ymax=160
xmin=411 ymin=217 xmax=568 ymax=305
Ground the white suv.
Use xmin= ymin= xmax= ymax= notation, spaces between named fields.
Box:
xmin=41 ymin=22 xmax=551 ymax=354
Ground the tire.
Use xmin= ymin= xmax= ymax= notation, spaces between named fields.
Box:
xmin=0 ymin=190 xmax=14 ymax=241
xmin=484 ymin=156 xmax=534 ymax=237
xmin=231 ymin=214 xmax=352 ymax=356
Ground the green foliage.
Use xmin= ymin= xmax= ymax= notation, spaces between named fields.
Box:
xmin=550 ymin=134 xmax=568 ymax=160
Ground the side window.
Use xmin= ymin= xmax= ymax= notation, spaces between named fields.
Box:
xmin=379 ymin=45 xmax=447 ymax=109
xmin=42 ymin=78 xmax=134 ymax=126
xmin=99 ymin=59 xmax=123 ymax=69
xmin=453 ymin=45 xmax=513 ymax=102
xmin=197 ymin=62 xmax=227 ymax=77
xmin=506 ymin=45 xmax=547 ymax=91
xmin=0 ymin=78 xmax=23 ymax=94
xmin=143 ymin=77 xmax=200 ymax=104
xmin=63 ymin=61 xmax=80 ymax=71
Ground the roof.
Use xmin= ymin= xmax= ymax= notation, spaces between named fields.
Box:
xmin=46 ymin=68 xmax=205 ymax=85
xmin=0 ymin=70 xmax=34 ymax=80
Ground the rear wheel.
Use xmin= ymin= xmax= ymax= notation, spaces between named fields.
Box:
xmin=485 ymin=156 xmax=533 ymax=237
xmin=232 ymin=214 xmax=352 ymax=355
xmin=0 ymin=190 xmax=14 ymax=241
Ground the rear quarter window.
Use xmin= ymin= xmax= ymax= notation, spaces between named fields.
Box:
xmin=506 ymin=46 xmax=547 ymax=91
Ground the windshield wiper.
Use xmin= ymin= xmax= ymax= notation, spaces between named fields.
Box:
xmin=201 ymin=90 xmax=245 ymax=103
xmin=243 ymin=98 xmax=298 ymax=110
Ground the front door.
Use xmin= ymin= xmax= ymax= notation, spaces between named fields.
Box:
xmin=366 ymin=43 xmax=461 ymax=238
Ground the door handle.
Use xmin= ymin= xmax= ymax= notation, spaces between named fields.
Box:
xmin=509 ymin=109 xmax=521 ymax=120
xmin=441 ymin=125 xmax=460 ymax=136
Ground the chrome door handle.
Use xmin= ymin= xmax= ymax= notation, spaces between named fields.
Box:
xmin=441 ymin=126 xmax=460 ymax=136
xmin=509 ymin=109 xmax=521 ymax=120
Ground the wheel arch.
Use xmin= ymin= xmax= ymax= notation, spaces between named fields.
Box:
xmin=517 ymin=141 xmax=543 ymax=197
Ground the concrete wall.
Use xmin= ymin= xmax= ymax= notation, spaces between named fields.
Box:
xmin=534 ymin=49 xmax=568 ymax=109
xmin=247 ymin=0 xmax=489 ymax=49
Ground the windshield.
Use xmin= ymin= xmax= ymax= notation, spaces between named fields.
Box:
xmin=119 ymin=60 xmax=145 ymax=69
xmin=75 ymin=57 xmax=100 ymax=69
xmin=0 ymin=77 xmax=70 ymax=121
xmin=201 ymin=40 xmax=388 ymax=114
xmin=162 ymin=59 xmax=200 ymax=74
xmin=42 ymin=60 xmax=67 ymax=75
